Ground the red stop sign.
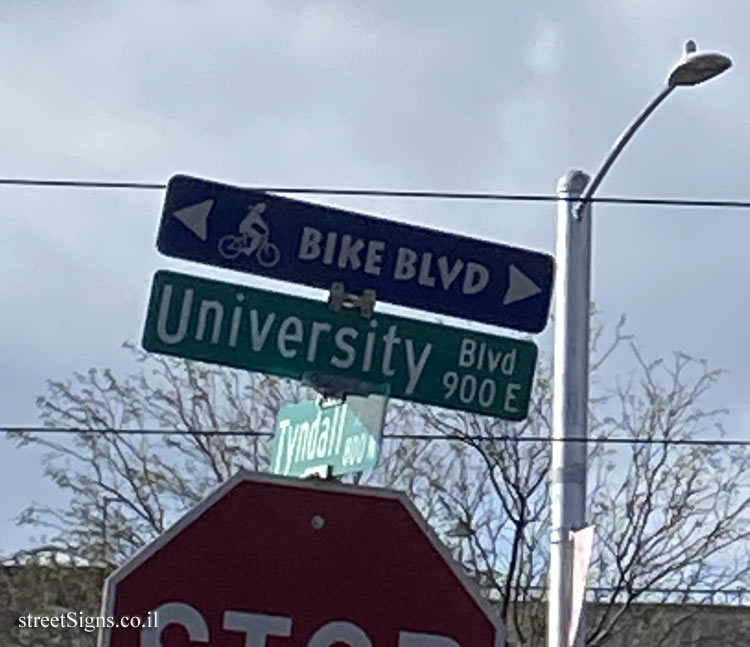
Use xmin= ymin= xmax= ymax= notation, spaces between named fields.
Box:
xmin=99 ymin=472 xmax=503 ymax=647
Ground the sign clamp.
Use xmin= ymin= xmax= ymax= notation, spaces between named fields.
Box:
xmin=302 ymin=282 xmax=383 ymax=400
xmin=301 ymin=372 xmax=390 ymax=401
xmin=327 ymin=282 xmax=376 ymax=318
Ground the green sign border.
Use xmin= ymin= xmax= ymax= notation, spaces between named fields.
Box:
xmin=142 ymin=270 xmax=538 ymax=420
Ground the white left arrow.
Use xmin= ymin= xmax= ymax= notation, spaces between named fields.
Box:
xmin=503 ymin=264 xmax=543 ymax=306
xmin=172 ymin=199 xmax=214 ymax=241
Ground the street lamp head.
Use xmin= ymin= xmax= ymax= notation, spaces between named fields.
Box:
xmin=668 ymin=40 xmax=732 ymax=87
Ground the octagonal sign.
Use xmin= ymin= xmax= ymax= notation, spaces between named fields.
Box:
xmin=98 ymin=472 xmax=503 ymax=647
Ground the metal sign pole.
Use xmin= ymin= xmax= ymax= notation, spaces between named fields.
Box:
xmin=549 ymin=171 xmax=591 ymax=647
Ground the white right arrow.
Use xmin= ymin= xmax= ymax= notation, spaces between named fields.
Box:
xmin=503 ymin=264 xmax=543 ymax=306
xmin=172 ymin=199 xmax=214 ymax=241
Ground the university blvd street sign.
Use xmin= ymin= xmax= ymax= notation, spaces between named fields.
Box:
xmin=98 ymin=472 xmax=504 ymax=647
xmin=271 ymin=395 xmax=386 ymax=478
xmin=142 ymin=270 xmax=539 ymax=420
xmin=156 ymin=174 xmax=554 ymax=333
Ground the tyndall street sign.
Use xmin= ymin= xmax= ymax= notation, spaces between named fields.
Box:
xmin=271 ymin=397 xmax=386 ymax=478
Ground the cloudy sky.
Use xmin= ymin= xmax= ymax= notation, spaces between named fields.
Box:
xmin=1 ymin=1 xmax=748 ymax=552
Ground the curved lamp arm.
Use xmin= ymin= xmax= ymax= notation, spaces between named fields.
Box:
xmin=575 ymin=41 xmax=732 ymax=219
xmin=575 ymin=85 xmax=675 ymax=218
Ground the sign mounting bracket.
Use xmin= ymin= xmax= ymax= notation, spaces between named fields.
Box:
xmin=327 ymin=282 xmax=377 ymax=318
xmin=302 ymin=371 xmax=388 ymax=401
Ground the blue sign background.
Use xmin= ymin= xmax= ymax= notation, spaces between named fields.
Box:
xmin=157 ymin=174 xmax=554 ymax=332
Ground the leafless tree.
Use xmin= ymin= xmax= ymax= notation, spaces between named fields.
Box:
xmin=373 ymin=315 xmax=750 ymax=647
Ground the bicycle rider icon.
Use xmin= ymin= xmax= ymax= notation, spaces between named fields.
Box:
xmin=217 ymin=202 xmax=281 ymax=268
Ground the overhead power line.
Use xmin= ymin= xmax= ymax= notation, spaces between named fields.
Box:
xmin=0 ymin=178 xmax=167 ymax=191
xmin=1 ymin=176 xmax=750 ymax=209
xmin=3 ymin=426 xmax=750 ymax=447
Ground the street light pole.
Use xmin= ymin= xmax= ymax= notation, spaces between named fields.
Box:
xmin=548 ymin=41 xmax=731 ymax=647
xmin=549 ymin=168 xmax=591 ymax=647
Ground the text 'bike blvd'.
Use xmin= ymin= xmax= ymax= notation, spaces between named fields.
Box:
xmin=157 ymin=175 xmax=555 ymax=333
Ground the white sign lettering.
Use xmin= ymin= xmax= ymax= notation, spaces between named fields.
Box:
xmin=141 ymin=603 xmax=466 ymax=647
xmin=297 ymin=227 xmax=491 ymax=296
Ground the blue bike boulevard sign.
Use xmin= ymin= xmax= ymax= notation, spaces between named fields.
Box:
xmin=157 ymin=174 xmax=555 ymax=333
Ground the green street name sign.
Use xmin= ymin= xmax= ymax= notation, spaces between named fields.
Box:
xmin=271 ymin=399 xmax=382 ymax=478
xmin=142 ymin=270 xmax=539 ymax=419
